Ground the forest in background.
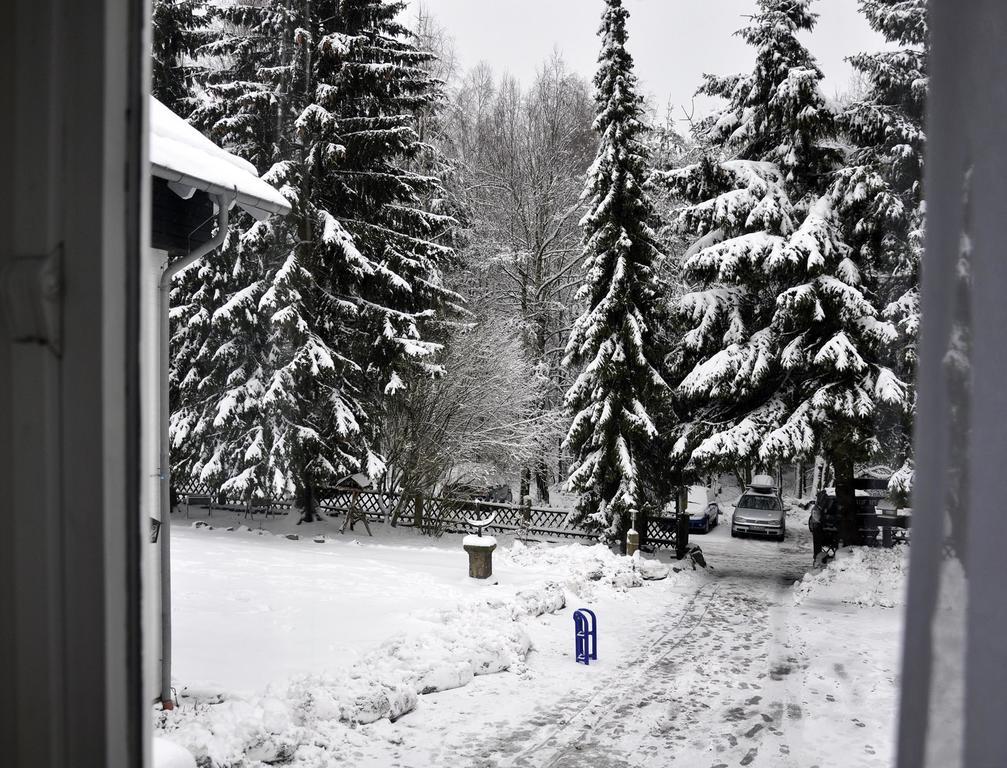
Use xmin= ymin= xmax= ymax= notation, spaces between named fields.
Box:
xmin=154 ymin=0 xmax=927 ymax=542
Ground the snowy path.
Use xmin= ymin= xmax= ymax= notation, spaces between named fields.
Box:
xmin=360 ymin=521 xmax=902 ymax=768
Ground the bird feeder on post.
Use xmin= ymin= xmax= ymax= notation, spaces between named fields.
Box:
xmin=332 ymin=472 xmax=373 ymax=535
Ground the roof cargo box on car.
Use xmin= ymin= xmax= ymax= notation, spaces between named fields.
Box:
xmin=749 ymin=474 xmax=776 ymax=491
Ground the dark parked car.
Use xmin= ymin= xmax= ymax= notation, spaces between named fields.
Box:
xmin=811 ymin=478 xmax=907 ymax=552
xmin=686 ymin=485 xmax=720 ymax=534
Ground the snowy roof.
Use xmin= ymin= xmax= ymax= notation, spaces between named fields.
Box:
xmin=149 ymin=96 xmax=291 ymax=221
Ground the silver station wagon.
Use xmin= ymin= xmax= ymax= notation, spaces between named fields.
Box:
xmin=731 ymin=475 xmax=786 ymax=541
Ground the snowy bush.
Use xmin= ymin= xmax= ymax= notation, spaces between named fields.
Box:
xmin=379 ymin=319 xmax=563 ymax=502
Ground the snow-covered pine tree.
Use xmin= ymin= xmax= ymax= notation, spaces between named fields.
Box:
xmin=151 ymin=0 xmax=212 ymax=116
xmin=834 ymin=0 xmax=928 ymax=503
xmin=171 ymin=1 xmax=455 ymax=520
xmin=563 ymin=0 xmax=669 ymax=542
xmin=655 ymin=0 xmax=910 ymax=543
xmin=172 ymin=4 xmax=370 ymax=520
xmin=314 ymin=0 xmax=460 ymax=415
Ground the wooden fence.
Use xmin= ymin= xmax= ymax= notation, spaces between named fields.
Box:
xmin=173 ymin=479 xmax=690 ymax=549
xmin=174 ymin=479 xmax=598 ymax=542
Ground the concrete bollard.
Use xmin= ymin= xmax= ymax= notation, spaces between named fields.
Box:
xmin=626 ymin=508 xmax=640 ymax=557
xmin=463 ymin=534 xmax=497 ymax=579
xmin=626 ymin=527 xmax=639 ymax=557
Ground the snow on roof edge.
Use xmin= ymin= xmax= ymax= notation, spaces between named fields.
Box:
xmin=149 ymin=96 xmax=291 ymax=219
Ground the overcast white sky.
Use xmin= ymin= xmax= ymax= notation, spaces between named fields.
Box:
xmin=404 ymin=0 xmax=885 ymax=124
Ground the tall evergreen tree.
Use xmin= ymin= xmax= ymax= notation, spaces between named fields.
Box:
xmin=655 ymin=0 xmax=910 ymax=543
xmin=563 ymin=0 xmax=669 ymax=542
xmin=151 ymin=0 xmax=212 ymax=115
xmin=313 ymin=0 xmax=461 ymax=408
xmin=175 ymin=3 xmax=353 ymax=520
xmin=170 ymin=0 xmax=454 ymax=520
xmin=833 ymin=0 xmax=928 ymax=502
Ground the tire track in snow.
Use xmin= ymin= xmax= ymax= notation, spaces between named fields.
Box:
xmin=500 ymin=580 xmax=724 ymax=768
xmin=517 ymin=529 xmax=813 ymax=768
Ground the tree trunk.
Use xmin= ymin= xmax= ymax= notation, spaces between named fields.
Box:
xmin=520 ymin=466 xmax=531 ymax=499
xmin=833 ymin=450 xmax=858 ymax=546
xmin=675 ymin=485 xmax=687 ymax=515
xmin=535 ymin=459 xmax=550 ymax=504
xmin=733 ymin=469 xmax=746 ymax=491
xmin=412 ymin=494 xmax=423 ymax=528
xmin=300 ymin=481 xmax=318 ymax=523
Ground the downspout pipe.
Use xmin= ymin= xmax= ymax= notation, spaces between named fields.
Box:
xmin=159 ymin=190 xmax=231 ymax=708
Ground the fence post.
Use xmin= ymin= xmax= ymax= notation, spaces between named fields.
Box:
xmin=413 ymin=494 xmax=423 ymax=528
xmin=676 ymin=513 xmax=690 ymax=560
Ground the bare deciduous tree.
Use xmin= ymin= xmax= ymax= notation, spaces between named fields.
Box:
xmin=379 ymin=318 xmax=564 ymax=515
xmin=438 ymin=56 xmax=597 ymax=502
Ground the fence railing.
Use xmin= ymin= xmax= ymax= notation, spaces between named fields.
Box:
xmin=173 ymin=479 xmax=695 ymax=551
xmin=173 ymin=480 xmax=605 ymax=542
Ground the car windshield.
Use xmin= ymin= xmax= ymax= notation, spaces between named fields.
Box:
xmin=739 ymin=494 xmax=782 ymax=511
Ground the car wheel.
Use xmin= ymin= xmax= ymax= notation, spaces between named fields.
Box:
xmin=702 ymin=518 xmax=710 ymax=534
xmin=731 ymin=527 xmax=739 ymax=538
xmin=777 ymin=529 xmax=786 ymax=542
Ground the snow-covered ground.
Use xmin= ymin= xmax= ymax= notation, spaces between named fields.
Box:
xmin=156 ymin=511 xmax=694 ymax=765
xmin=156 ymin=509 xmax=908 ymax=767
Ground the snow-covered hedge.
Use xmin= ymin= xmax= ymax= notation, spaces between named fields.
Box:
xmin=793 ymin=546 xmax=909 ymax=608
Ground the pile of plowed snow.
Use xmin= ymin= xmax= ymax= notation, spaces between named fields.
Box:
xmin=157 ymin=580 xmax=565 ymax=766
xmin=501 ymin=540 xmax=652 ymax=597
xmin=793 ymin=546 xmax=909 ymax=608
